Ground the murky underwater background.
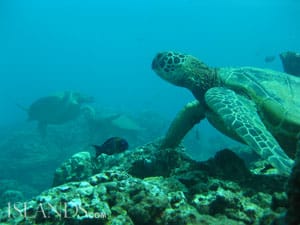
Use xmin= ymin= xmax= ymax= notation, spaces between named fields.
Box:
xmin=0 ymin=0 xmax=299 ymax=203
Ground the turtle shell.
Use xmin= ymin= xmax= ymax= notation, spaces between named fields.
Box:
xmin=28 ymin=94 xmax=81 ymax=125
xmin=219 ymin=67 xmax=300 ymax=157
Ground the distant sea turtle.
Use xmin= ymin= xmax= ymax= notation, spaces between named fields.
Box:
xmin=152 ymin=51 xmax=300 ymax=175
xmin=280 ymin=51 xmax=300 ymax=77
xmin=24 ymin=91 xmax=94 ymax=136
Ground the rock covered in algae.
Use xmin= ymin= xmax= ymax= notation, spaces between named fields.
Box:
xmin=52 ymin=152 xmax=95 ymax=186
xmin=0 ymin=143 xmax=290 ymax=225
xmin=285 ymin=142 xmax=300 ymax=225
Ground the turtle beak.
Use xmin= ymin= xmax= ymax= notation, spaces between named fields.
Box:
xmin=151 ymin=53 xmax=164 ymax=71
xmin=151 ymin=58 xmax=157 ymax=70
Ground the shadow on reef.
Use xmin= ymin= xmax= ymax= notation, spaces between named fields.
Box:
xmin=284 ymin=141 xmax=300 ymax=225
xmin=0 ymin=140 xmax=294 ymax=225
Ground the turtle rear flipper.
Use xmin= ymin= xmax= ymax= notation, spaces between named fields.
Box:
xmin=205 ymin=87 xmax=294 ymax=176
xmin=37 ymin=122 xmax=48 ymax=138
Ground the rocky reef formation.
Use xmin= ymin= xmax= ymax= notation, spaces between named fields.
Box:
xmin=285 ymin=141 xmax=300 ymax=225
xmin=0 ymin=110 xmax=168 ymax=207
xmin=0 ymin=142 xmax=289 ymax=225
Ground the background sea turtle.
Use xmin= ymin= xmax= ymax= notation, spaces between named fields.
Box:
xmin=152 ymin=51 xmax=300 ymax=176
xmin=25 ymin=91 xmax=94 ymax=136
xmin=280 ymin=51 xmax=300 ymax=77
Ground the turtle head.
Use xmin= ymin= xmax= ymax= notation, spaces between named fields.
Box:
xmin=152 ymin=51 xmax=217 ymax=97
xmin=69 ymin=92 xmax=94 ymax=104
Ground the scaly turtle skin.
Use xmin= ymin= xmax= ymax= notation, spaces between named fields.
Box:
xmin=152 ymin=51 xmax=300 ymax=176
xmin=28 ymin=91 xmax=94 ymax=136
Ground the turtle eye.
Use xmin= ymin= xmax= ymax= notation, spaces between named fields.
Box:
xmin=152 ymin=51 xmax=186 ymax=73
xmin=152 ymin=53 xmax=168 ymax=71
xmin=163 ymin=53 xmax=185 ymax=72
xmin=156 ymin=53 xmax=163 ymax=60
xmin=159 ymin=58 xmax=166 ymax=68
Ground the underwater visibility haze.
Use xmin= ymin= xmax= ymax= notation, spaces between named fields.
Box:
xmin=0 ymin=0 xmax=299 ymax=125
xmin=0 ymin=0 xmax=300 ymax=224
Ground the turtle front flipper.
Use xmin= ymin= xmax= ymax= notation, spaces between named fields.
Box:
xmin=161 ymin=100 xmax=205 ymax=149
xmin=205 ymin=87 xmax=294 ymax=176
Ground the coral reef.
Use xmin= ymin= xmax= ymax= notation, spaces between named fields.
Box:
xmin=0 ymin=110 xmax=167 ymax=204
xmin=0 ymin=142 xmax=289 ymax=225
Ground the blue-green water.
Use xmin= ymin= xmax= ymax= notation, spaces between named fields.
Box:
xmin=0 ymin=0 xmax=299 ymax=125
xmin=0 ymin=0 xmax=299 ymax=203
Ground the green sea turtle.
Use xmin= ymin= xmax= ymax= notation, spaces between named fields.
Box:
xmin=25 ymin=91 xmax=94 ymax=136
xmin=152 ymin=51 xmax=300 ymax=176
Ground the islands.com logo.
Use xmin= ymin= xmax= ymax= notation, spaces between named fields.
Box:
xmin=6 ymin=201 xmax=108 ymax=220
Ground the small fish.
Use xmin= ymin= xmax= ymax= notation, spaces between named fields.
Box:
xmin=264 ymin=55 xmax=276 ymax=63
xmin=93 ymin=137 xmax=129 ymax=157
